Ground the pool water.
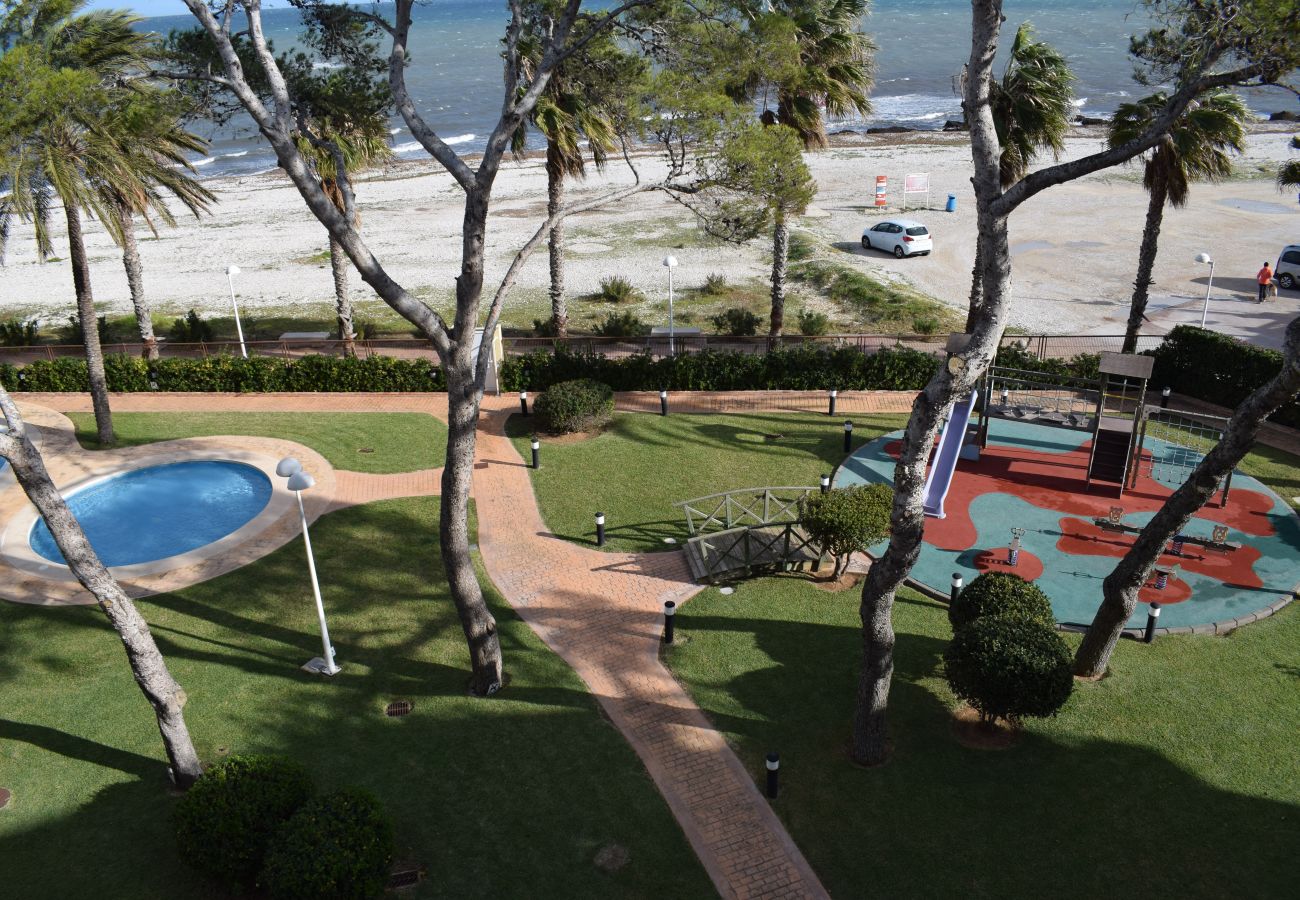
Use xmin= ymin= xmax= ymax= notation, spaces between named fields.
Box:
xmin=30 ymin=461 xmax=273 ymax=567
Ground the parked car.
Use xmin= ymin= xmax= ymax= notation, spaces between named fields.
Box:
xmin=861 ymin=218 xmax=933 ymax=258
xmin=1276 ymin=244 xmax=1300 ymax=290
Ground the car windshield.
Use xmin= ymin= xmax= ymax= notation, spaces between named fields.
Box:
xmin=906 ymin=226 xmax=929 ymax=236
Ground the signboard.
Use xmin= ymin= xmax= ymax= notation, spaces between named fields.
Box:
xmin=902 ymin=173 xmax=930 ymax=210
xmin=874 ymin=175 xmax=887 ymax=207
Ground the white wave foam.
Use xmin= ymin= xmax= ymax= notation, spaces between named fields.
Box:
xmin=390 ymin=127 xmax=402 ymax=135
xmin=312 ymin=61 xmax=344 ymax=71
xmin=221 ymin=150 xmax=249 ymax=158
xmin=192 ymin=157 xmax=216 ymax=167
xmin=393 ymin=133 xmax=476 ymax=154
xmin=444 ymin=133 xmax=476 ymax=145
xmin=1072 ymin=97 xmax=1088 ymax=107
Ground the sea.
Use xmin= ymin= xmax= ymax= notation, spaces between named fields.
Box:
xmin=136 ymin=0 xmax=1290 ymax=179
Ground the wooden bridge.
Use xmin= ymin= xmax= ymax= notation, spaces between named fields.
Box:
xmin=673 ymin=487 xmax=823 ymax=583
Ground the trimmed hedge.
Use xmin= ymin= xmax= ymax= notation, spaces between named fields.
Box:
xmin=0 ymin=354 xmax=444 ymax=393
xmin=1151 ymin=325 xmax=1300 ymax=428
xmin=943 ymin=618 xmax=1074 ymax=725
xmin=260 ymin=789 xmax=394 ymax=900
xmin=948 ymin=571 xmax=1056 ymax=630
xmin=798 ymin=483 xmax=892 ymax=576
xmin=535 ymin=378 xmax=615 ymax=434
xmin=501 ymin=345 xmax=941 ymax=392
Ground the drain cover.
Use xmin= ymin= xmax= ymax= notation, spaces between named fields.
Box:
xmin=387 ymin=864 xmax=426 ymax=890
xmin=385 ymin=700 xmax=414 ymax=718
xmin=0 ymin=788 xmax=11 ymax=809
xmin=358 ymin=447 xmax=375 ymax=454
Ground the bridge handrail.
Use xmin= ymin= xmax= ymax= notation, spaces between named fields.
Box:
xmin=673 ymin=486 xmax=818 ymax=536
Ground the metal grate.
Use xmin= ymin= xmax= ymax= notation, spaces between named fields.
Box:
xmin=385 ymin=700 xmax=414 ymax=718
xmin=358 ymin=447 xmax=375 ymax=454
xmin=387 ymin=865 xmax=426 ymax=889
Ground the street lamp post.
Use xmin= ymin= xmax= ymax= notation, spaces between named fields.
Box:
xmin=226 ymin=264 xmax=248 ymax=359
xmin=662 ymin=255 xmax=678 ymax=355
xmin=276 ymin=457 xmax=340 ymax=676
xmin=1195 ymin=252 xmax=1215 ymax=328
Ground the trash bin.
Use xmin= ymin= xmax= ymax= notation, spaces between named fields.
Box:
xmin=946 ymin=194 xmax=957 ymax=212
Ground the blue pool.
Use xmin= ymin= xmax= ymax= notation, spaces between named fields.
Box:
xmin=30 ymin=461 xmax=273 ymax=567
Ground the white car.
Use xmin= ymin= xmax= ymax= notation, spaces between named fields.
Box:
xmin=1276 ymin=244 xmax=1300 ymax=290
xmin=861 ymin=218 xmax=933 ymax=258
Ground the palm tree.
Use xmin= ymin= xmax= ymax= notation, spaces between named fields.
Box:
xmin=1279 ymin=159 xmax=1300 ymax=191
xmin=1110 ymin=91 xmax=1246 ymax=352
xmin=768 ymin=0 xmax=875 ymax=150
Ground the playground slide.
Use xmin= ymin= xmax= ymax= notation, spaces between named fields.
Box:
xmin=922 ymin=391 xmax=978 ymax=519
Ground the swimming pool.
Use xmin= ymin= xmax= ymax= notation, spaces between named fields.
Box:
xmin=29 ymin=461 xmax=274 ymax=568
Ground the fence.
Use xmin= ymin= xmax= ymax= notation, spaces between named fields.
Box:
xmin=0 ymin=332 xmax=1164 ymax=366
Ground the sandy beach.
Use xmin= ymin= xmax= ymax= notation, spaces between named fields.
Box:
xmin=1 ymin=124 xmax=1297 ymax=346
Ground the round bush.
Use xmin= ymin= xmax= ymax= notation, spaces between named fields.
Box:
xmin=174 ymin=755 xmax=314 ymax=890
xmin=260 ymin=789 xmax=395 ymax=900
xmin=949 ymin=571 xmax=1055 ymax=630
xmin=535 ymin=378 xmax=615 ymax=434
xmin=798 ymin=483 xmax=892 ymax=576
xmin=943 ymin=618 xmax=1074 ymax=725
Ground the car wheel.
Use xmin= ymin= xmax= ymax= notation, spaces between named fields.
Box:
xmin=893 ymin=245 xmax=906 ymax=259
xmin=861 ymin=237 xmax=870 ymax=250
xmin=1280 ymin=273 xmax=1296 ymax=290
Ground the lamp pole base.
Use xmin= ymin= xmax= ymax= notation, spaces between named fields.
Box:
xmin=301 ymin=657 xmax=342 ymax=677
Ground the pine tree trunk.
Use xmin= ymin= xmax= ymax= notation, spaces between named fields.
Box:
xmin=965 ymin=242 xmax=984 ymax=331
xmin=116 ymin=205 xmax=159 ymax=361
xmin=770 ymin=215 xmax=789 ymax=337
xmin=546 ymin=141 xmax=568 ymax=338
xmin=0 ymin=396 xmax=202 ymax=787
xmin=1074 ymin=315 xmax=1300 ymax=676
xmin=1123 ymin=170 xmax=1168 ymax=354
xmin=66 ymin=203 xmax=113 ymax=444
xmin=329 ymin=235 xmax=357 ymax=358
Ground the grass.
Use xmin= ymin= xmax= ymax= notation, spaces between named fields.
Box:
xmin=507 ymin=411 xmax=908 ymax=552
xmin=69 ymin=412 xmax=447 ymax=474
xmin=666 ymin=575 xmax=1300 ymax=899
xmin=0 ymin=498 xmax=713 ymax=899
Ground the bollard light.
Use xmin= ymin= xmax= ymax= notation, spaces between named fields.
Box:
xmin=663 ymin=600 xmax=676 ymax=644
xmin=1144 ymin=602 xmax=1161 ymax=643
xmin=530 ymin=436 xmax=540 ymax=470
xmin=1001 ymin=387 xmax=1009 ymax=406
xmin=951 ymin=572 xmax=963 ymax=605
xmin=765 ymin=752 xmax=780 ymax=799
xmin=595 ymin=512 xmax=606 ymax=547
xmin=277 ymin=457 xmax=339 ymax=676
xmin=820 ymin=474 xmax=831 ymax=494
xmin=843 ymin=419 xmax=854 ymax=454
xmin=1160 ymin=386 xmax=1171 ymax=409
xmin=520 ymin=390 xmax=529 ymax=416
xmin=659 ymin=389 xmax=669 ymax=416
xmin=828 ymin=389 xmax=838 ymax=417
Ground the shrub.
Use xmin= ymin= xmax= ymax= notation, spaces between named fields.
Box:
xmin=0 ymin=318 xmax=39 ymax=347
xmin=532 ymin=316 xmax=560 ymax=337
xmin=598 ymin=275 xmax=643 ymax=304
xmin=787 ymin=231 xmax=816 ymax=262
xmin=711 ymin=308 xmax=760 ymax=336
xmin=59 ymin=313 xmax=110 ymax=344
xmin=174 ymin=755 xmax=314 ymax=891
xmin=701 ymin=272 xmax=728 ymax=295
xmin=593 ymin=311 xmax=650 ymax=338
xmin=798 ymin=483 xmax=892 ymax=576
xmin=260 ymin=789 xmax=394 ymax=900
xmin=948 ymin=571 xmax=1056 ymax=630
xmin=943 ymin=618 xmax=1073 ymax=725
xmin=170 ymin=309 xmax=215 ymax=343
xmin=1151 ymin=325 xmax=1300 ymax=428
xmin=535 ymin=378 xmax=615 ymax=434
xmin=912 ymin=316 xmax=941 ymax=335
xmin=797 ymin=309 xmax=831 ymax=336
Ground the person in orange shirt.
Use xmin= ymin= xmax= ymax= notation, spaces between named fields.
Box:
xmin=1256 ymin=261 xmax=1273 ymax=302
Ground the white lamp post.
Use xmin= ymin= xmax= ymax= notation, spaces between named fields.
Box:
xmin=662 ymin=255 xmax=678 ymax=355
xmin=225 ymin=264 xmax=248 ymax=359
xmin=1195 ymin=252 xmax=1215 ymax=328
xmin=276 ymin=457 xmax=339 ymax=676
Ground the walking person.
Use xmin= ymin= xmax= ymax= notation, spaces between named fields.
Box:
xmin=1256 ymin=261 xmax=1274 ymax=302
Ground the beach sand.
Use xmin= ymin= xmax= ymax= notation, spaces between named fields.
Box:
xmin=1 ymin=125 xmax=1296 ymax=343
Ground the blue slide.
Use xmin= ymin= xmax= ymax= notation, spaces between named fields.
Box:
xmin=922 ymin=391 xmax=977 ymax=519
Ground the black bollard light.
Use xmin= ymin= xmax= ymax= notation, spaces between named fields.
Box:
xmin=1160 ymin=386 xmax=1171 ymax=409
xmin=1144 ymin=602 xmax=1161 ymax=643
xmin=530 ymin=436 xmax=540 ymax=470
xmin=663 ymin=601 xmax=676 ymax=644
xmin=828 ymin=389 xmax=838 ymax=417
xmin=595 ymin=512 xmax=606 ymax=547
xmin=951 ymin=572 xmax=963 ymax=605
xmin=149 ymin=369 xmax=159 ymax=392
xmin=765 ymin=752 xmax=780 ymax=799
xmin=659 ymin=389 xmax=669 ymax=416
xmin=820 ymin=474 xmax=831 ymax=494
xmin=843 ymin=419 xmax=854 ymax=454
xmin=520 ymin=390 xmax=529 ymax=416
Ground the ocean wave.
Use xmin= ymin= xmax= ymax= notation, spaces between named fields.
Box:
xmin=393 ymin=133 xmax=476 ymax=154
xmin=1072 ymin=97 xmax=1088 ymax=108
xmin=312 ymin=61 xmax=344 ymax=71
xmin=221 ymin=150 xmax=249 ymax=158
xmin=390 ymin=127 xmax=402 ymax=135
xmin=192 ymin=157 xmax=216 ymax=167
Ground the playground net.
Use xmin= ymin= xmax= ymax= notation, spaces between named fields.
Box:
xmin=1141 ymin=409 xmax=1228 ymax=488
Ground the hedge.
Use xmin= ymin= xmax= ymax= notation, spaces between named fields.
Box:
xmin=534 ymin=378 xmax=615 ymax=434
xmin=260 ymin=789 xmax=394 ymax=900
xmin=0 ymin=354 xmax=445 ymax=393
xmin=943 ymin=617 xmax=1074 ymax=725
xmin=1151 ymin=325 xmax=1300 ymax=429
xmin=948 ymin=571 xmax=1056 ymax=630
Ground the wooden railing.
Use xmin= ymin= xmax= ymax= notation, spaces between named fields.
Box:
xmin=673 ymin=486 xmax=816 ymax=536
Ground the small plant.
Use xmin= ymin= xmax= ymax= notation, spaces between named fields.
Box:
xmin=943 ymin=617 xmax=1074 ymax=726
xmin=710 ymin=307 xmax=760 ymax=336
xmin=798 ymin=483 xmax=892 ymax=577
xmin=59 ymin=314 xmax=110 ymax=344
xmin=174 ymin=755 xmax=315 ymax=891
xmin=535 ymin=378 xmax=615 ymax=434
xmin=169 ymin=309 xmax=215 ymax=343
xmin=592 ymin=311 xmax=650 ymax=338
xmin=598 ymin=275 xmax=643 ymax=304
xmin=787 ymin=231 xmax=816 ymax=262
xmin=948 ymin=571 xmax=1055 ymax=630
xmin=797 ymin=309 xmax=831 ymax=336
xmin=701 ymin=272 xmax=728 ymax=295
xmin=0 ymin=318 xmax=39 ymax=346
xmin=260 ymin=789 xmax=394 ymax=900
xmin=532 ymin=317 xmax=560 ymax=337
xmin=352 ymin=320 xmax=379 ymax=340
xmin=912 ymin=316 xmax=941 ymax=335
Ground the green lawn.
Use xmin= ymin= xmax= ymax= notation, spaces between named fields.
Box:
xmin=507 ymin=410 xmax=908 ymax=552
xmin=0 ymin=499 xmax=712 ymax=899
xmin=666 ymin=576 xmax=1300 ymax=899
xmin=70 ymin=412 xmax=447 ymax=473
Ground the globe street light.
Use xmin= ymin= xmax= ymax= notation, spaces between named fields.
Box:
xmin=277 ymin=457 xmax=339 ymax=676
xmin=1195 ymin=252 xmax=1215 ymax=328
xmin=226 ymin=264 xmax=248 ymax=359
xmin=662 ymin=255 xmax=678 ymax=355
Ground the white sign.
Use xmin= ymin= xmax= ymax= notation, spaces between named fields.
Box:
xmin=902 ymin=173 xmax=930 ymax=210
